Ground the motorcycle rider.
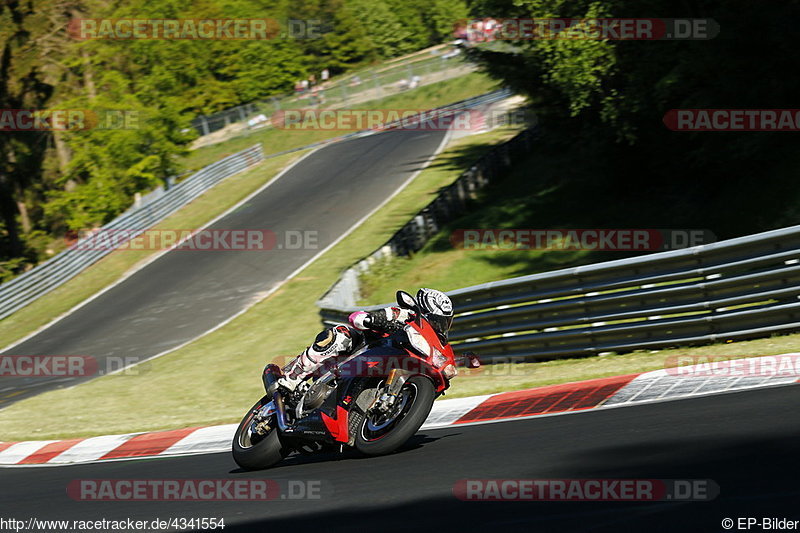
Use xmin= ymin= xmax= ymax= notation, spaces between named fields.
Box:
xmin=277 ymin=288 xmax=454 ymax=392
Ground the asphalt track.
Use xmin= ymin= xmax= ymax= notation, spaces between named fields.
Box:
xmin=1 ymin=386 xmax=797 ymax=532
xmin=0 ymin=128 xmax=447 ymax=407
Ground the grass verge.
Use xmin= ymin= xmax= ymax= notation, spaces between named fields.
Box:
xmin=356 ymin=138 xmax=629 ymax=304
xmin=0 ymin=153 xmax=299 ymax=350
xmin=450 ymin=333 xmax=800 ymax=398
xmin=2 ymin=121 xmax=797 ymax=441
xmin=0 ymin=72 xmax=498 ymax=351
xmin=0 ymin=125 xmax=525 ymax=441
xmin=183 ymin=72 xmax=498 ymax=170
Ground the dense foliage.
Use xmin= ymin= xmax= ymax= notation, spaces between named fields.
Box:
xmin=4 ymin=0 xmax=798 ymax=283
xmin=464 ymin=0 xmax=800 ymax=238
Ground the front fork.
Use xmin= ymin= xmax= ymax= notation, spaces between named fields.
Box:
xmin=370 ymin=368 xmax=413 ymax=413
xmin=262 ymin=363 xmax=282 ymax=394
xmin=261 ymin=364 xmax=290 ymax=432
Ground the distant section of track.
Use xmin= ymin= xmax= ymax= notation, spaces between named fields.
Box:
xmin=0 ymin=129 xmax=447 ymax=407
xmin=1 ymin=386 xmax=797 ymax=532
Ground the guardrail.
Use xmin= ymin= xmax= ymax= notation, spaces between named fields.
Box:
xmin=191 ymin=50 xmax=471 ymax=137
xmin=260 ymin=88 xmax=514 ymax=161
xmin=319 ymin=223 xmax=800 ymax=361
xmin=317 ymin=125 xmax=536 ymax=311
xmin=0 ymin=89 xmax=516 ymax=323
xmin=0 ymin=144 xmax=264 ymax=321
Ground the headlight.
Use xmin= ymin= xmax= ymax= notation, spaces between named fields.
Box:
xmin=442 ymin=364 xmax=458 ymax=379
xmin=405 ymin=325 xmax=431 ymax=357
xmin=432 ymin=348 xmax=448 ymax=368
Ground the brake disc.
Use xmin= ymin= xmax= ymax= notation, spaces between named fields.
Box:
xmin=356 ymin=387 xmax=380 ymax=412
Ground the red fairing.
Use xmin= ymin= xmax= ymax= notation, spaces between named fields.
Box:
xmin=405 ymin=318 xmax=457 ymax=393
xmin=321 ymin=406 xmax=350 ymax=443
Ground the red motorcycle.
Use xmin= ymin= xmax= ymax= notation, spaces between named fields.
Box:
xmin=232 ymin=290 xmax=478 ymax=470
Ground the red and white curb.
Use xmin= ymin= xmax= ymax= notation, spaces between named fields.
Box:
xmin=1 ymin=354 xmax=797 ymax=467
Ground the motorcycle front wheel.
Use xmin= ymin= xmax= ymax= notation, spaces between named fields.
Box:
xmin=355 ymin=376 xmax=435 ymax=456
xmin=232 ymin=396 xmax=287 ymax=470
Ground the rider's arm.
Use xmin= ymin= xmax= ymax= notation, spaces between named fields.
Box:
xmin=349 ymin=307 xmax=414 ymax=333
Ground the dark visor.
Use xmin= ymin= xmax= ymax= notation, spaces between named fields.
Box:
xmin=426 ymin=313 xmax=454 ymax=340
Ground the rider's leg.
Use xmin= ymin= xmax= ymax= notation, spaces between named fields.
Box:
xmin=279 ymin=325 xmax=357 ymax=390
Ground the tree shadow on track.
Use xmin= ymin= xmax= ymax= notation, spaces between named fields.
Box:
xmin=228 ymin=433 xmax=453 ymax=474
xmin=223 ymin=432 xmax=800 ymax=533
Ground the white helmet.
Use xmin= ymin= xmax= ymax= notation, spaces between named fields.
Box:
xmin=416 ymin=288 xmax=454 ymax=340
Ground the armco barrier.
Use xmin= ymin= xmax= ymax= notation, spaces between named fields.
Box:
xmin=0 ymin=144 xmax=264 ymax=321
xmin=260 ymin=88 xmax=514 ymax=161
xmin=319 ymin=221 xmax=800 ymax=361
xmin=0 ymin=89 xmax=515 ymax=322
xmin=317 ymin=126 xmax=537 ymax=310
xmin=191 ymin=50 xmax=472 ymax=137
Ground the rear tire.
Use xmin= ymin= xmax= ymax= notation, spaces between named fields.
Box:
xmin=355 ymin=376 xmax=435 ymax=456
xmin=232 ymin=396 xmax=287 ymax=470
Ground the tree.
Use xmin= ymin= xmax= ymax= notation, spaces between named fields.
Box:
xmin=464 ymin=0 xmax=800 ymax=237
xmin=347 ymin=0 xmax=416 ymax=59
xmin=1 ymin=0 xmax=470 ymax=280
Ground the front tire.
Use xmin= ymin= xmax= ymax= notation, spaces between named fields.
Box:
xmin=232 ymin=396 xmax=287 ymax=470
xmin=355 ymin=376 xmax=435 ymax=456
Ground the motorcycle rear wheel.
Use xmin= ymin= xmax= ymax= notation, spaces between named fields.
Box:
xmin=232 ymin=396 xmax=287 ymax=470
xmin=355 ymin=376 xmax=435 ymax=456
